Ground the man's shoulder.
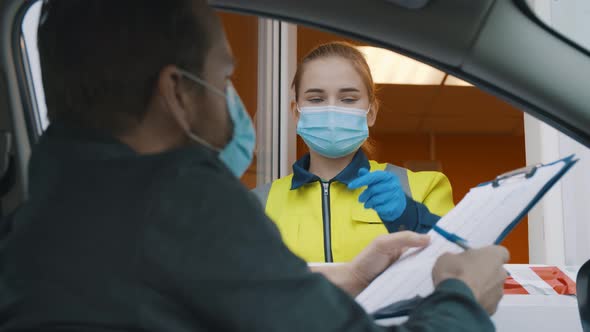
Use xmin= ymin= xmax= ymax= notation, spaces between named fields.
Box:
xmin=151 ymin=146 xmax=230 ymax=182
xmin=151 ymin=147 xmax=248 ymax=204
xmin=142 ymin=146 xmax=274 ymax=241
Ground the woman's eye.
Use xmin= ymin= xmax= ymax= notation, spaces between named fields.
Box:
xmin=342 ymin=98 xmax=358 ymax=104
xmin=308 ymin=98 xmax=324 ymax=103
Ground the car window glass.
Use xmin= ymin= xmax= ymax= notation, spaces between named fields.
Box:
xmin=19 ymin=2 xmax=528 ymax=263
xmin=526 ymin=0 xmax=590 ymax=52
xmin=296 ymin=26 xmax=528 ymax=264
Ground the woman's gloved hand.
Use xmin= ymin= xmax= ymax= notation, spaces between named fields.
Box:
xmin=348 ymin=168 xmax=407 ymax=221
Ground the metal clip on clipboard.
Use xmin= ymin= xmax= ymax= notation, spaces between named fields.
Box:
xmin=492 ymin=163 xmax=543 ymax=188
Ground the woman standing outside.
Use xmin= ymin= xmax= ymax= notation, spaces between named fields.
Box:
xmin=254 ymin=42 xmax=454 ymax=263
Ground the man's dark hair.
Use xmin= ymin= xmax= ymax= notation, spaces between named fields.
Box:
xmin=38 ymin=0 xmax=216 ymax=134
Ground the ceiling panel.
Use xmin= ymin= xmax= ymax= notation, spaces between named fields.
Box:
xmin=373 ymin=85 xmax=524 ymax=135
xmin=429 ymin=86 xmax=524 ymax=118
xmin=376 ymin=84 xmax=440 ymax=118
xmin=372 ymin=114 xmax=422 ymax=133
xmin=421 ymin=116 xmax=521 ymax=134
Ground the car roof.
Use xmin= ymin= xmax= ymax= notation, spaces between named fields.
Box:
xmin=0 ymin=0 xmax=588 ymax=196
xmin=212 ymin=0 xmax=590 ymax=148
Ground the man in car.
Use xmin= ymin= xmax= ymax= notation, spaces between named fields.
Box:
xmin=0 ymin=0 xmax=508 ymax=331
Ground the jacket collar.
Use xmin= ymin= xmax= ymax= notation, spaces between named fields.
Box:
xmin=290 ymin=150 xmax=370 ymax=190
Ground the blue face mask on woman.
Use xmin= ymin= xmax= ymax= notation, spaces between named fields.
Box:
xmin=179 ymin=69 xmax=255 ymax=178
xmin=297 ymin=105 xmax=369 ymax=159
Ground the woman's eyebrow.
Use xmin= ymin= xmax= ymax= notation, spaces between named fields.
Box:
xmin=304 ymin=88 xmax=325 ymax=94
xmin=339 ymin=87 xmax=361 ymax=93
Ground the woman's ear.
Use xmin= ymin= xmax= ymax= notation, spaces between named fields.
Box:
xmin=367 ymin=102 xmax=379 ymax=127
xmin=291 ymin=100 xmax=300 ymax=122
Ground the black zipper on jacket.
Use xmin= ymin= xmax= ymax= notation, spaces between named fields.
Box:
xmin=321 ymin=181 xmax=333 ymax=263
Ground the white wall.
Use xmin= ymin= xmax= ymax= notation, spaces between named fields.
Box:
xmin=561 ymin=137 xmax=590 ymax=265
xmin=526 ymin=0 xmax=590 ymax=266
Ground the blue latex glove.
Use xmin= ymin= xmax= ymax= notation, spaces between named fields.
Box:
xmin=348 ymin=168 xmax=407 ymax=222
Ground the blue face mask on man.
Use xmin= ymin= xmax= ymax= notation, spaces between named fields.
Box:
xmin=297 ymin=105 xmax=369 ymax=159
xmin=179 ymin=69 xmax=255 ymax=178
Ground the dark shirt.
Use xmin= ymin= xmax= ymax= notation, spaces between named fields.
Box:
xmin=0 ymin=124 xmax=493 ymax=331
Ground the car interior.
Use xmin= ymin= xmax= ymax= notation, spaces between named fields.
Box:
xmin=1 ymin=0 xmax=589 ymax=330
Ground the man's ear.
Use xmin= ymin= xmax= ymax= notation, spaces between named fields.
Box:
xmin=367 ymin=103 xmax=379 ymax=127
xmin=291 ymin=100 xmax=300 ymax=122
xmin=157 ymin=65 xmax=192 ymax=133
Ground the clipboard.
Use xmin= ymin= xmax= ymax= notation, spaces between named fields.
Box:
xmin=482 ymin=154 xmax=578 ymax=245
xmin=358 ymin=154 xmax=579 ymax=318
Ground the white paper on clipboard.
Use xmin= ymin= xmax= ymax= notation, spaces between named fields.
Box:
xmin=356 ymin=156 xmax=577 ymax=314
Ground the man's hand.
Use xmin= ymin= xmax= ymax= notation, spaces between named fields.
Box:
xmin=432 ymin=246 xmax=510 ymax=315
xmin=311 ymin=232 xmax=430 ymax=297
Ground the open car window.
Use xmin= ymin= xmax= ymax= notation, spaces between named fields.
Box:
xmin=18 ymin=2 xmax=530 ymax=263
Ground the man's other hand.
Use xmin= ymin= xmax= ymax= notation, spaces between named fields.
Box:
xmin=348 ymin=232 xmax=430 ymax=292
xmin=432 ymin=245 xmax=510 ymax=315
xmin=312 ymin=232 xmax=430 ymax=297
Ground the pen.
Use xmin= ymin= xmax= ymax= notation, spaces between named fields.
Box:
xmin=432 ymin=225 xmax=471 ymax=250
xmin=432 ymin=225 xmax=511 ymax=276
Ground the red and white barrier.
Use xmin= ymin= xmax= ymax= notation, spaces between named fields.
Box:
xmin=504 ymin=265 xmax=578 ymax=295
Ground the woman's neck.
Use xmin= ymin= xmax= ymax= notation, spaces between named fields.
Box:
xmin=308 ymin=150 xmax=356 ymax=181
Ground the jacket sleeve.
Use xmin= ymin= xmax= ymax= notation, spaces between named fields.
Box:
xmin=420 ymin=172 xmax=455 ymax=217
xmin=383 ymin=196 xmax=440 ymax=234
xmin=383 ymin=171 xmax=454 ymax=233
xmin=394 ymin=279 xmax=495 ymax=332
xmin=141 ymin=163 xmax=491 ymax=332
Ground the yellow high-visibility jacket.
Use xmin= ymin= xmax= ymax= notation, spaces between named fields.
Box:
xmin=253 ymin=151 xmax=454 ymax=263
